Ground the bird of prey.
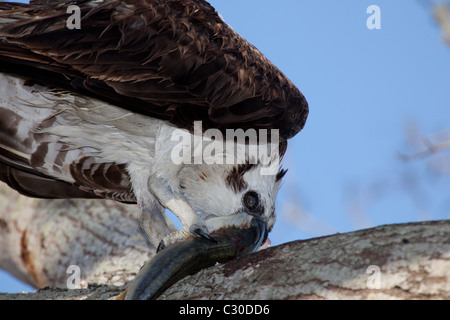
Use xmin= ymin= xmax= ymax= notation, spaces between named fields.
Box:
xmin=0 ymin=0 xmax=308 ymax=253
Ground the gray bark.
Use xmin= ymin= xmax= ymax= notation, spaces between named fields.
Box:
xmin=1 ymin=185 xmax=449 ymax=300
xmin=161 ymin=219 xmax=450 ymax=300
xmin=0 ymin=184 xmax=165 ymax=289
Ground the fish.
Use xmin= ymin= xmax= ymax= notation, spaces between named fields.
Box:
xmin=123 ymin=216 xmax=267 ymax=300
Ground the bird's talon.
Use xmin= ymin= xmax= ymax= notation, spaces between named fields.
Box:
xmin=156 ymin=240 xmax=166 ymax=253
xmin=157 ymin=224 xmax=218 ymax=252
xmin=192 ymin=226 xmax=218 ymax=243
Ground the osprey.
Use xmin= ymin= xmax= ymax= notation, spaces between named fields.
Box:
xmin=0 ymin=0 xmax=308 ymax=253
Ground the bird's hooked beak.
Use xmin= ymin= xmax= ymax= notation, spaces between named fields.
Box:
xmin=249 ymin=214 xmax=269 ymax=249
xmin=122 ymin=215 xmax=267 ymax=300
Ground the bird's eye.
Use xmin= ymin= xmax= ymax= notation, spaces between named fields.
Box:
xmin=244 ymin=191 xmax=259 ymax=210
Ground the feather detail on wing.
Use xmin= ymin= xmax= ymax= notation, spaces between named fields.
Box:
xmin=0 ymin=0 xmax=308 ymax=201
xmin=0 ymin=73 xmax=136 ymax=201
xmin=0 ymin=0 xmax=308 ymax=140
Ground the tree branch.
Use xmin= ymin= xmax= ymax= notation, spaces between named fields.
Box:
xmin=0 ymin=184 xmax=163 ymax=289
xmin=160 ymin=220 xmax=450 ymax=299
xmin=1 ymin=213 xmax=449 ymax=299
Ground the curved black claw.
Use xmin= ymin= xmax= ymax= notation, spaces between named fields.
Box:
xmin=193 ymin=227 xmax=218 ymax=244
xmin=156 ymin=241 xmax=166 ymax=253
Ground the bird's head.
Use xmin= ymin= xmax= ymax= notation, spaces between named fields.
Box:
xmin=178 ymin=142 xmax=287 ymax=238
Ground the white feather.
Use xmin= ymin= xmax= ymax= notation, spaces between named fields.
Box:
xmin=0 ymin=72 xmax=282 ymax=237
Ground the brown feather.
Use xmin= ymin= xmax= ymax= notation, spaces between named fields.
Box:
xmin=0 ymin=162 xmax=101 ymax=199
xmin=69 ymin=157 xmax=135 ymax=202
xmin=225 ymin=163 xmax=256 ymax=193
xmin=0 ymin=0 xmax=308 ymax=140
xmin=0 ymin=0 xmax=307 ymax=201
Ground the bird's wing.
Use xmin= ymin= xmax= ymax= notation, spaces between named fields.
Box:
xmin=0 ymin=86 xmax=136 ymax=201
xmin=0 ymin=151 xmax=135 ymax=201
xmin=0 ymin=0 xmax=307 ymax=201
xmin=0 ymin=69 xmax=136 ymax=202
xmin=0 ymin=0 xmax=308 ymax=140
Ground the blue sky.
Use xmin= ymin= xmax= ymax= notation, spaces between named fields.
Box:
xmin=209 ymin=0 xmax=450 ymax=242
xmin=1 ymin=0 xmax=450 ymax=293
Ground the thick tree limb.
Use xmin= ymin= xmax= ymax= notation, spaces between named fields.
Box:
xmin=1 ymin=182 xmax=449 ymax=300
xmin=0 ymin=184 xmax=164 ymax=289
xmin=161 ymin=219 xmax=450 ymax=299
